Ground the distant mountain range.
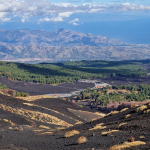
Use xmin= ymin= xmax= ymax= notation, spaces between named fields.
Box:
xmin=0 ymin=28 xmax=126 ymax=47
xmin=0 ymin=28 xmax=150 ymax=63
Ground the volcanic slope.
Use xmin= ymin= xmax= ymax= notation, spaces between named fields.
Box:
xmin=0 ymin=76 xmax=94 ymax=95
xmin=0 ymin=93 xmax=104 ymax=132
xmin=58 ymin=104 xmax=150 ymax=150
xmin=0 ymin=93 xmax=150 ymax=149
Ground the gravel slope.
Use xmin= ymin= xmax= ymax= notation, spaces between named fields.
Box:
xmin=0 ymin=93 xmax=150 ymax=149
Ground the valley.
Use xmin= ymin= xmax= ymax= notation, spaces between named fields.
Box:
xmin=0 ymin=0 xmax=150 ymax=147
xmin=0 ymin=0 xmax=150 ymax=148
xmin=0 ymin=90 xmax=150 ymax=150
xmin=0 ymin=59 xmax=149 ymax=149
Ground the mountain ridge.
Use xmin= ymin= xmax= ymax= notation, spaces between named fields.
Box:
xmin=0 ymin=28 xmax=126 ymax=47
xmin=0 ymin=29 xmax=150 ymax=63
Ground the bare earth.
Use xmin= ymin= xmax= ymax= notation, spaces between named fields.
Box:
xmin=0 ymin=93 xmax=150 ymax=149
xmin=0 ymin=76 xmax=150 ymax=149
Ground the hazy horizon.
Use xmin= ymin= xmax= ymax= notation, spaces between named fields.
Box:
xmin=0 ymin=0 xmax=150 ymax=44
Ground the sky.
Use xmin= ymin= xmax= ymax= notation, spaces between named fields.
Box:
xmin=0 ymin=0 xmax=150 ymax=44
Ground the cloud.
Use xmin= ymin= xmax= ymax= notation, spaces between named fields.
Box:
xmin=59 ymin=12 xmax=73 ymax=18
xmin=0 ymin=12 xmax=11 ymax=22
xmin=108 ymin=3 xmax=150 ymax=12
xmin=0 ymin=0 xmax=150 ymax=23
xmin=69 ymin=18 xmax=80 ymax=25
xmin=38 ymin=12 xmax=73 ymax=23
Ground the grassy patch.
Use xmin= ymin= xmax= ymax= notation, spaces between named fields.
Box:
xmin=109 ymin=141 xmax=146 ymax=150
